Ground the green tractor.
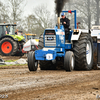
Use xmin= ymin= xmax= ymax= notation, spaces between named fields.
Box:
xmin=0 ymin=23 xmax=25 ymax=56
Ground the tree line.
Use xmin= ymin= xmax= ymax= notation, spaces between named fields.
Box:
xmin=0 ymin=0 xmax=100 ymax=36
xmin=64 ymin=0 xmax=100 ymax=29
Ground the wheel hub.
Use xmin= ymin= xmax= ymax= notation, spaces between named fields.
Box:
xmin=71 ymin=56 xmax=74 ymax=70
xmin=86 ymin=41 xmax=92 ymax=65
xmin=1 ymin=41 xmax=12 ymax=54
xmin=7 ymin=46 xmax=9 ymax=49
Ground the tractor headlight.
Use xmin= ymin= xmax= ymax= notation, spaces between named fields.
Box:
xmin=74 ymin=29 xmax=79 ymax=32
xmin=73 ymin=29 xmax=79 ymax=35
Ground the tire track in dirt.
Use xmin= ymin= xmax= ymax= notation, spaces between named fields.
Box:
xmin=0 ymin=65 xmax=100 ymax=100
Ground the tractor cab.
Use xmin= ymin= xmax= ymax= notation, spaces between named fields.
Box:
xmin=0 ymin=23 xmax=16 ymax=38
xmin=6 ymin=25 xmax=15 ymax=35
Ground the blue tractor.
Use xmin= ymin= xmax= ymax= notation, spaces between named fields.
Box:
xmin=28 ymin=10 xmax=93 ymax=71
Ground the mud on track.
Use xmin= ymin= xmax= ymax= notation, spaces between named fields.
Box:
xmin=0 ymin=55 xmax=27 ymax=61
xmin=0 ymin=64 xmax=100 ymax=100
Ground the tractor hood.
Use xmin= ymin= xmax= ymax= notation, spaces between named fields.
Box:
xmin=6 ymin=34 xmax=25 ymax=41
xmin=14 ymin=35 xmax=25 ymax=41
xmin=44 ymin=25 xmax=65 ymax=48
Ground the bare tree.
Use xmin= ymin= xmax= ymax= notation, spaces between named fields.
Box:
xmin=7 ymin=0 xmax=26 ymax=24
xmin=22 ymin=15 xmax=38 ymax=33
xmin=0 ymin=1 xmax=9 ymax=23
xmin=33 ymin=5 xmax=55 ymax=36
xmin=95 ymin=0 xmax=100 ymax=24
xmin=63 ymin=0 xmax=100 ymax=29
xmin=70 ymin=0 xmax=92 ymax=29
xmin=33 ymin=5 xmax=55 ymax=29
xmin=22 ymin=5 xmax=55 ymax=36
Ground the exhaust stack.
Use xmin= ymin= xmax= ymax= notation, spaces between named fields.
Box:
xmin=58 ymin=17 xmax=60 ymax=29
xmin=55 ymin=0 xmax=69 ymax=29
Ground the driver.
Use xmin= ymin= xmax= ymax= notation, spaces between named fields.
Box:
xmin=60 ymin=12 xmax=70 ymax=41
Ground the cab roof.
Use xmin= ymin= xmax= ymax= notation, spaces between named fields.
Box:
xmin=0 ymin=23 xmax=16 ymax=26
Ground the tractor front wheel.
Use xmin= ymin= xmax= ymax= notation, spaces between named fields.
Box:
xmin=28 ymin=51 xmax=38 ymax=71
xmin=64 ymin=51 xmax=75 ymax=71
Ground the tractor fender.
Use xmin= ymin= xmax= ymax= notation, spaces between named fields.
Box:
xmin=0 ymin=35 xmax=18 ymax=42
xmin=71 ymin=29 xmax=89 ymax=41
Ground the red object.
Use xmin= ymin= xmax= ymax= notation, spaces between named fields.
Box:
xmin=77 ymin=23 xmax=79 ymax=29
xmin=35 ymin=45 xmax=38 ymax=49
xmin=22 ymin=49 xmax=27 ymax=54
xmin=1 ymin=41 xmax=12 ymax=54
xmin=68 ymin=10 xmax=72 ymax=14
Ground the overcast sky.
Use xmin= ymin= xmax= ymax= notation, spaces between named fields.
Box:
xmin=24 ymin=0 xmax=55 ymax=16
xmin=2 ymin=0 xmax=55 ymax=17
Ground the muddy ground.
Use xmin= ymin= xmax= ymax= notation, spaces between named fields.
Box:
xmin=0 ymin=56 xmax=100 ymax=100
xmin=0 ymin=55 xmax=27 ymax=61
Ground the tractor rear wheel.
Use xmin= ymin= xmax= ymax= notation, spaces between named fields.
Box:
xmin=64 ymin=51 xmax=75 ymax=71
xmin=28 ymin=51 xmax=38 ymax=71
xmin=0 ymin=38 xmax=18 ymax=56
xmin=73 ymin=33 xmax=93 ymax=70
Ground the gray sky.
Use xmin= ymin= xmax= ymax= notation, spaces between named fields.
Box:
xmin=24 ymin=0 xmax=55 ymax=16
xmin=3 ymin=0 xmax=55 ymax=17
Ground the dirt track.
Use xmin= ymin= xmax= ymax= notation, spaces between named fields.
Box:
xmin=0 ymin=55 xmax=26 ymax=61
xmin=0 ymin=64 xmax=100 ymax=100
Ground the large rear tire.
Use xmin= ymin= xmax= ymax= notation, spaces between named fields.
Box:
xmin=28 ymin=51 xmax=38 ymax=71
xmin=64 ymin=51 xmax=75 ymax=71
xmin=73 ymin=33 xmax=93 ymax=70
xmin=0 ymin=38 xmax=18 ymax=56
